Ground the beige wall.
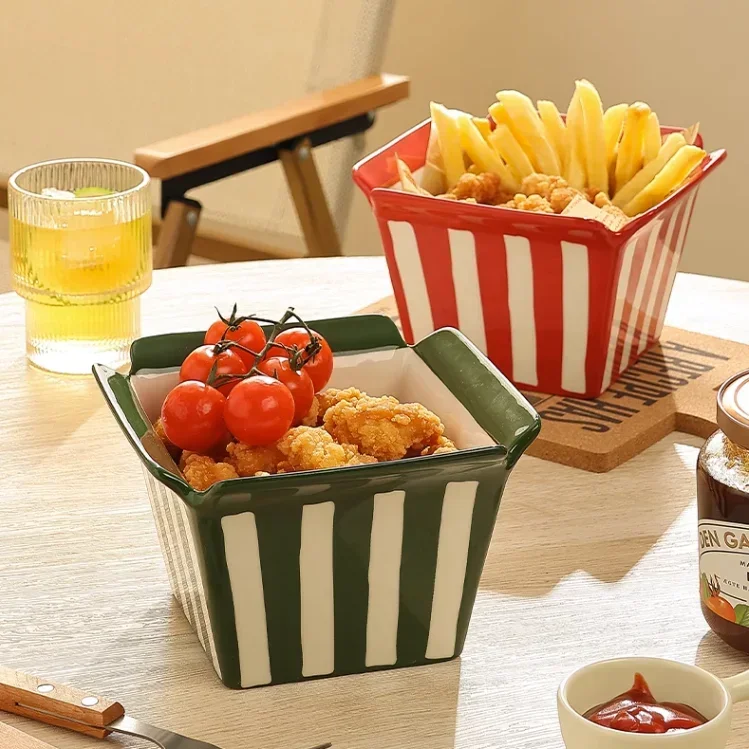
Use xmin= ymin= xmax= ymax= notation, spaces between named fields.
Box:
xmin=1 ymin=1 xmax=744 ymax=280
xmin=346 ymin=0 xmax=745 ymax=281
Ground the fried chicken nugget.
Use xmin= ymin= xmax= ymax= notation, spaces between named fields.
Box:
xmin=548 ymin=186 xmax=581 ymax=213
xmin=520 ymin=173 xmax=569 ymax=200
xmin=421 ymin=436 xmax=458 ymax=456
xmin=520 ymin=173 xmax=582 ymax=214
xmin=226 ymin=441 xmax=284 ymax=477
xmin=323 ymin=395 xmax=444 ymax=462
xmin=315 ymin=387 xmax=365 ymax=425
xmin=182 ymin=453 xmax=238 ymax=491
xmin=502 ymin=193 xmax=554 ymax=213
xmin=300 ymin=396 xmax=321 ymax=427
xmin=450 ymin=172 xmax=506 ymax=205
xmin=154 ymin=417 xmax=181 ymax=460
xmin=276 ymin=426 xmax=376 ymax=472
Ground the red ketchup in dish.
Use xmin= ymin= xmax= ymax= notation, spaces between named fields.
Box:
xmin=583 ymin=673 xmax=708 ymax=734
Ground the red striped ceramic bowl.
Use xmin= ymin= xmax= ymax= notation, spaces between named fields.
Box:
xmin=353 ymin=120 xmax=725 ymax=399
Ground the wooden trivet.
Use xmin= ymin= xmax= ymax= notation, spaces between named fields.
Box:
xmin=358 ymin=296 xmax=749 ymax=473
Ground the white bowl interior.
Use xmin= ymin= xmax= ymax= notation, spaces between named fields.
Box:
xmin=131 ymin=346 xmax=496 ymax=451
xmin=563 ymin=658 xmax=729 ymax=723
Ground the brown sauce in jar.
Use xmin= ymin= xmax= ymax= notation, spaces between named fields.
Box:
xmin=697 ymin=371 xmax=749 ymax=653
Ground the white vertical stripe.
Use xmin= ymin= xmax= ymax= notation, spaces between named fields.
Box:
xmin=426 ymin=481 xmax=478 ymax=660
xmin=504 ymin=235 xmax=537 ymax=386
xmin=638 ymin=209 xmax=679 ymax=354
xmin=300 ymin=502 xmax=335 ymax=677
xmin=561 ymin=242 xmax=589 ymax=393
xmin=365 ymin=491 xmax=405 ymax=667
xmin=601 ymin=238 xmax=638 ymax=391
xmin=388 ymin=221 xmax=434 ymax=341
xmin=448 ymin=229 xmax=487 ymax=353
xmin=222 ymin=512 xmax=271 ymax=687
xmin=654 ymin=192 xmax=697 ymax=339
xmin=618 ymin=224 xmax=661 ymax=372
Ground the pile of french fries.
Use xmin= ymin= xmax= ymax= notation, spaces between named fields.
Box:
xmin=418 ymin=79 xmax=705 ymax=218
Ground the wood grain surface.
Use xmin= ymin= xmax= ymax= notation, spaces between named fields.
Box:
xmin=134 ymin=74 xmax=409 ymax=180
xmin=0 ymin=722 xmax=58 ymax=749
xmin=1 ymin=258 xmax=749 ymax=749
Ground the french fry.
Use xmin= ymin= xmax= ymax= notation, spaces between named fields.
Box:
xmin=575 ymin=79 xmax=608 ymax=195
xmin=537 ymin=100 xmax=568 ymax=174
xmin=614 ymin=102 xmax=651 ymax=194
xmin=623 ymin=145 xmax=706 ymax=216
xmin=495 ymin=90 xmax=561 ymax=175
xmin=488 ymin=101 xmax=534 ymax=158
xmin=603 ymin=103 xmax=627 ymax=171
xmin=488 ymin=124 xmax=535 ymax=181
xmin=643 ymin=112 xmax=661 ymax=164
xmin=564 ymin=89 xmax=587 ymax=190
xmin=430 ymin=102 xmax=466 ymax=189
xmin=612 ymin=132 xmax=686 ymax=208
xmin=472 ymin=117 xmax=492 ymax=140
xmin=458 ymin=114 xmax=519 ymax=191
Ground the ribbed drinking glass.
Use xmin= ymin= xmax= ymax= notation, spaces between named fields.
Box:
xmin=9 ymin=158 xmax=152 ymax=374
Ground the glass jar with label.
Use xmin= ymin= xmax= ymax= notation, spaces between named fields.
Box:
xmin=698 ymin=370 xmax=749 ymax=652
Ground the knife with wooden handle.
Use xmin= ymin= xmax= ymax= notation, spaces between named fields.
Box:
xmin=0 ymin=667 xmax=332 ymax=749
xmin=0 ymin=722 xmax=59 ymax=749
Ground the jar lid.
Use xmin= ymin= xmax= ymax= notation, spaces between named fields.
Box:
xmin=717 ymin=370 xmax=749 ymax=450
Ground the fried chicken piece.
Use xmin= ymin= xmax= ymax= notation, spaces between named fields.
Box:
xmin=276 ymin=426 xmax=375 ymax=471
xmin=549 ymin=186 xmax=583 ymax=213
xmin=154 ymin=417 xmax=181 ymax=460
xmin=301 ymin=396 xmax=320 ymax=427
xmin=342 ymin=444 xmax=379 ymax=466
xmin=182 ymin=454 xmax=238 ymax=491
xmin=225 ymin=441 xmax=284 ymax=477
xmin=421 ymin=436 xmax=458 ymax=456
xmin=502 ymin=193 xmax=554 ymax=213
xmin=323 ymin=395 xmax=444 ymax=462
xmin=521 ymin=173 xmax=569 ymax=200
xmin=315 ymin=387 xmax=365 ymax=425
xmin=519 ymin=174 xmax=584 ymax=214
xmin=451 ymin=172 xmax=505 ymax=205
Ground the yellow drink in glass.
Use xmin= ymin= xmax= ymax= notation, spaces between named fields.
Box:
xmin=9 ymin=159 xmax=152 ymax=374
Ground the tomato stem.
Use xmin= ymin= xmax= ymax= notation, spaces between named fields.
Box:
xmin=209 ymin=306 xmax=321 ymax=388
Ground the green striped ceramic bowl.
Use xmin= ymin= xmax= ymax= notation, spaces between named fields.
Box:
xmin=94 ymin=315 xmax=540 ymax=689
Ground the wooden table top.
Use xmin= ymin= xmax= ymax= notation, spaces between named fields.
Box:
xmin=1 ymin=258 xmax=748 ymax=749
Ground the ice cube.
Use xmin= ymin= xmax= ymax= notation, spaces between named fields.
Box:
xmin=41 ymin=187 xmax=76 ymax=199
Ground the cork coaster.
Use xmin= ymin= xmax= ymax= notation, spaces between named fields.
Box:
xmin=358 ymin=296 xmax=749 ymax=473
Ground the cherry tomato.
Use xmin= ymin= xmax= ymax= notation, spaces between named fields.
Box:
xmin=707 ymin=595 xmax=736 ymax=622
xmin=161 ymin=381 xmax=227 ymax=453
xmin=205 ymin=318 xmax=266 ymax=368
xmin=224 ymin=375 xmax=295 ymax=446
xmin=257 ymin=356 xmax=315 ymax=425
xmin=179 ymin=345 xmax=247 ymax=395
xmin=271 ymin=327 xmax=333 ymax=392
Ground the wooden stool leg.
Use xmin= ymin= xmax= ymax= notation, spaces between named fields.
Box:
xmin=279 ymin=138 xmax=341 ymax=258
xmin=153 ymin=198 xmax=202 ymax=269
